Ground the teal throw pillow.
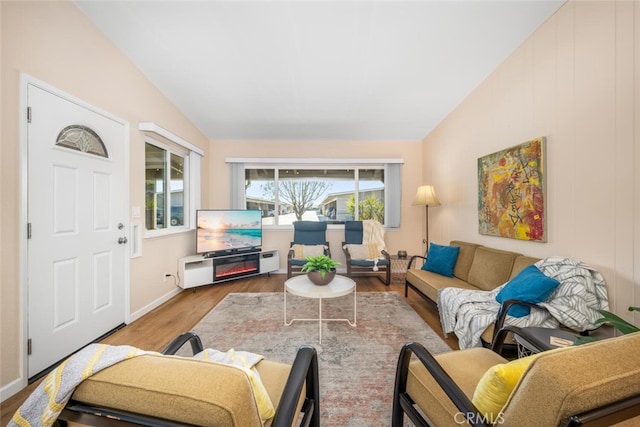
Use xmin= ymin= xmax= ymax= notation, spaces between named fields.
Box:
xmin=495 ymin=265 xmax=561 ymax=317
xmin=421 ymin=243 xmax=460 ymax=278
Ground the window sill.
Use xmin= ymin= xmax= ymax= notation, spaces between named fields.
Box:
xmin=262 ymin=223 xmax=390 ymax=231
xmin=144 ymin=227 xmax=193 ymax=240
xmin=262 ymin=224 xmax=347 ymax=231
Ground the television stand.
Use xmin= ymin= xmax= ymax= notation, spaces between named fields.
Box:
xmin=178 ymin=249 xmax=279 ymax=289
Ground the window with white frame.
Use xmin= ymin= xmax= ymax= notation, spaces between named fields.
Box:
xmin=228 ymin=159 xmax=402 ymax=227
xmin=145 ymin=140 xmax=188 ymax=231
xmin=140 ymin=123 xmax=202 ymax=236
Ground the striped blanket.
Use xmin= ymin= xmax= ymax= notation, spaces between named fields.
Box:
xmin=438 ymin=257 xmax=609 ymax=349
xmin=362 ymin=219 xmax=386 ymax=252
xmin=9 ymin=343 xmax=146 ymax=427
xmin=10 ymin=345 xmax=269 ymax=426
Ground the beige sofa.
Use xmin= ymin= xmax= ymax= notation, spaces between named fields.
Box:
xmin=405 ymin=240 xmax=540 ymax=303
xmin=405 ymin=240 xmax=540 ymax=344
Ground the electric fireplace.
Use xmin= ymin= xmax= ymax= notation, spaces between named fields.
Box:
xmin=212 ymin=252 xmax=260 ymax=282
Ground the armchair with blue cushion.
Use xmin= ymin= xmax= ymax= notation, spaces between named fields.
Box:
xmin=287 ymin=221 xmax=331 ymax=278
xmin=341 ymin=220 xmax=391 ymax=285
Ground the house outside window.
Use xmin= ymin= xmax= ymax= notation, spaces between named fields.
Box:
xmin=245 ymin=167 xmax=385 ymax=226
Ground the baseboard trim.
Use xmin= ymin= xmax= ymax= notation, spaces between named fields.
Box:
xmin=0 ymin=376 xmax=26 ymax=403
xmin=129 ymin=287 xmax=182 ymax=323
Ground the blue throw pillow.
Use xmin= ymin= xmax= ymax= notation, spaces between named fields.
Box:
xmin=495 ymin=265 xmax=561 ymax=317
xmin=421 ymin=243 xmax=460 ymax=278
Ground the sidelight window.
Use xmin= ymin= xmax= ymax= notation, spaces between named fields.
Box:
xmin=145 ymin=142 xmax=187 ymax=231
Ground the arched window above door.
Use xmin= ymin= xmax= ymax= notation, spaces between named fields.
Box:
xmin=56 ymin=125 xmax=108 ymax=158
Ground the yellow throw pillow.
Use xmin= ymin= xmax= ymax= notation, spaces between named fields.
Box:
xmin=471 ymin=353 xmax=543 ymax=423
xmin=345 ymin=243 xmax=381 ymax=260
xmin=292 ymin=244 xmax=325 ymax=260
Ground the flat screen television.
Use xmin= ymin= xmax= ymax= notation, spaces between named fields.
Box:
xmin=196 ymin=209 xmax=262 ymax=256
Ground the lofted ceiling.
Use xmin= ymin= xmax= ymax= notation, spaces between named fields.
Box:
xmin=75 ymin=1 xmax=563 ymax=141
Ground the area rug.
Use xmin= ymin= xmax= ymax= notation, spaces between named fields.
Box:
xmin=187 ymin=292 xmax=451 ymax=426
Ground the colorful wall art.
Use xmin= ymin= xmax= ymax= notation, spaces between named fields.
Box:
xmin=478 ymin=137 xmax=546 ymax=242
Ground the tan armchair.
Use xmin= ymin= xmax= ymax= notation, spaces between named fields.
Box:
xmin=57 ymin=332 xmax=320 ymax=427
xmin=392 ymin=329 xmax=640 ymax=427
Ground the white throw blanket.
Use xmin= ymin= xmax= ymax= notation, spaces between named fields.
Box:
xmin=11 ymin=345 xmax=270 ymax=427
xmin=438 ymin=257 xmax=609 ymax=349
xmin=362 ymin=219 xmax=385 ymax=251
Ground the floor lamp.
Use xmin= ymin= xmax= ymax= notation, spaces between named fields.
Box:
xmin=412 ymin=185 xmax=440 ymax=252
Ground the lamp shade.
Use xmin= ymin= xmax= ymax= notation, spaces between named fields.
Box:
xmin=412 ymin=185 xmax=441 ymax=207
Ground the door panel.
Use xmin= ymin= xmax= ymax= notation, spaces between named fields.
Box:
xmin=53 ymin=165 xmax=78 ymax=234
xmin=93 ymin=251 xmax=113 ymax=311
xmin=52 ymin=259 xmax=78 ymax=329
xmin=94 ymin=172 xmax=112 ymax=230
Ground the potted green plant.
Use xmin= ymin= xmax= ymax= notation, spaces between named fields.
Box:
xmin=576 ymin=306 xmax=639 ymax=344
xmin=301 ymin=254 xmax=341 ymax=286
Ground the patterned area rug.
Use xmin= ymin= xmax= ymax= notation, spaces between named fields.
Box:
xmin=187 ymin=291 xmax=451 ymax=426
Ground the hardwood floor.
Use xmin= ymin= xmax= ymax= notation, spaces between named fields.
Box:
xmin=0 ymin=274 xmax=457 ymax=424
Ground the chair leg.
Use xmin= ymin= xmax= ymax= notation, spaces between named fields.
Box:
xmin=376 ymin=273 xmax=388 ymax=286
xmin=373 ymin=266 xmax=390 ymax=285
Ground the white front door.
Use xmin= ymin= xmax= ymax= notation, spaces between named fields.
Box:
xmin=26 ymin=82 xmax=129 ymax=378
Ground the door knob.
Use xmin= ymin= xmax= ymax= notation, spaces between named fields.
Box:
xmin=118 ymin=237 xmax=128 ymax=244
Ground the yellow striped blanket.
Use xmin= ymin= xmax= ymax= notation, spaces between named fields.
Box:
xmin=362 ymin=219 xmax=385 ymax=251
xmin=10 ymin=343 xmax=146 ymax=427
xmin=10 ymin=345 xmax=270 ymax=426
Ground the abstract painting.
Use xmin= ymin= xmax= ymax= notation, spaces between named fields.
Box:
xmin=478 ymin=137 xmax=546 ymax=242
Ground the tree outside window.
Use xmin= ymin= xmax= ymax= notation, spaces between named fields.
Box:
xmin=346 ymin=194 xmax=384 ymax=223
xmin=245 ymin=167 xmax=384 ymax=225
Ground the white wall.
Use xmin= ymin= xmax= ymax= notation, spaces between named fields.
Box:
xmin=423 ymin=0 xmax=639 ymax=325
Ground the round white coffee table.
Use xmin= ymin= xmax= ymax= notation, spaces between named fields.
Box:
xmin=284 ymin=274 xmax=356 ymax=343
